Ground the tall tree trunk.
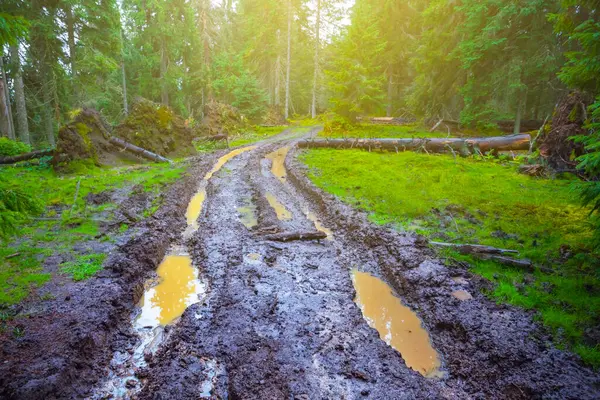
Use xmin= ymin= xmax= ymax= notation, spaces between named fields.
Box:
xmin=121 ymin=59 xmax=128 ymax=115
xmin=275 ymin=29 xmax=281 ymax=107
xmin=160 ymin=39 xmax=169 ymax=106
xmin=514 ymin=97 xmax=522 ymax=135
xmin=0 ymin=55 xmax=15 ymax=139
xmin=10 ymin=45 xmax=30 ymax=145
xmin=120 ymin=30 xmax=128 ymax=116
xmin=284 ymin=0 xmax=292 ymax=120
xmin=42 ymin=79 xmax=55 ymax=147
xmin=386 ymin=67 xmax=393 ymax=117
xmin=66 ymin=7 xmax=77 ymax=101
xmin=311 ymin=0 xmax=321 ymax=119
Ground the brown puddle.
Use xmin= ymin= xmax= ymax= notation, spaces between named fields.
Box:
xmin=186 ymin=146 xmax=256 ymax=235
xmin=204 ymin=146 xmax=257 ymax=180
xmin=136 ymin=251 xmax=204 ymax=327
xmin=186 ymin=188 xmax=207 ymax=231
xmin=265 ymin=146 xmax=290 ymax=183
xmin=306 ymin=211 xmax=333 ymax=240
xmin=265 ymin=192 xmax=292 ymax=221
xmin=351 ymin=270 xmax=443 ymax=378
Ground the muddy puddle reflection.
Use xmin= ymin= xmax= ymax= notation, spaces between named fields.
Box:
xmin=306 ymin=211 xmax=333 ymax=240
xmin=205 ymin=146 xmax=257 ymax=180
xmin=351 ymin=270 xmax=442 ymax=378
xmin=186 ymin=146 xmax=256 ymax=236
xmin=186 ymin=188 xmax=207 ymax=232
xmin=266 ymin=146 xmax=290 ymax=183
xmin=136 ymin=252 xmax=204 ymax=327
xmin=237 ymin=198 xmax=258 ymax=229
xmin=266 ymin=192 xmax=292 ymax=221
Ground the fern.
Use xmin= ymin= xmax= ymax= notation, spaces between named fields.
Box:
xmin=0 ymin=187 xmax=44 ymax=239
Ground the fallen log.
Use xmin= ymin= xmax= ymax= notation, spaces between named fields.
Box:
xmin=430 ymin=242 xmax=519 ymax=256
xmin=297 ymin=134 xmax=531 ymax=154
xmin=478 ymin=254 xmax=534 ymax=271
xmin=0 ymin=149 xmax=54 ymax=165
xmin=107 ymin=136 xmax=172 ymax=164
xmin=264 ymin=231 xmax=327 ymax=242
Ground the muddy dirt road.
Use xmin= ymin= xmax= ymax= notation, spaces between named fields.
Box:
xmin=2 ymin=127 xmax=599 ymax=399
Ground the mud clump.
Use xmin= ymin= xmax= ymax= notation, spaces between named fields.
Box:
xmin=197 ymin=100 xmax=246 ymax=137
xmin=113 ymin=98 xmax=196 ymax=157
xmin=539 ymin=91 xmax=592 ymax=170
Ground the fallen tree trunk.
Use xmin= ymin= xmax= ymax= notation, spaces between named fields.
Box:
xmin=264 ymin=231 xmax=327 ymax=242
xmin=298 ymin=134 xmax=531 ymax=154
xmin=430 ymin=242 xmax=519 ymax=256
xmin=478 ymin=254 xmax=533 ymax=271
xmin=107 ymin=136 xmax=172 ymax=163
xmin=0 ymin=149 xmax=54 ymax=164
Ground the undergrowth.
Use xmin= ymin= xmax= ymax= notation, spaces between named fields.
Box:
xmin=301 ymin=149 xmax=600 ymax=368
xmin=0 ymin=161 xmax=185 ymax=306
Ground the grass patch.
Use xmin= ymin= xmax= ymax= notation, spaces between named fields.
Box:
xmin=60 ymin=253 xmax=106 ymax=281
xmin=0 ymin=161 xmax=186 ymax=306
xmin=318 ymin=122 xmax=509 ymax=139
xmin=300 ymin=149 xmax=600 ymax=367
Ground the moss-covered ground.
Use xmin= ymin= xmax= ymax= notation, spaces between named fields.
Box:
xmin=300 ymin=148 xmax=600 ymax=367
xmin=318 ymin=122 xmax=510 ymax=139
xmin=0 ymin=160 xmax=185 ymax=306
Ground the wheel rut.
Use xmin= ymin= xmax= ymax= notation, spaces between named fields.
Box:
xmin=95 ymin=127 xmax=599 ymax=399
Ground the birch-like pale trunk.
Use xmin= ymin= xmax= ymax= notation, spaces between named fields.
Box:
xmin=275 ymin=29 xmax=281 ymax=106
xmin=311 ymin=0 xmax=321 ymax=119
xmin=284 ymin=0 xmax=292 ymax=120
xmin=160 ymin=39 xmax=169 ymax=106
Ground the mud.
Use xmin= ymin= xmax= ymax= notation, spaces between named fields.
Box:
xmin=2 ymin=127 xmax=599 ymax=399
xmin=0 ymin=153 xmax=222 ymax=399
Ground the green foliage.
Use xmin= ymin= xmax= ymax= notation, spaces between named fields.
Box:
xmin=0 ymin=187 xmax=43 ymax=239
xmin=0 ymin=138 xmax=31 ymax=157
xmin=301 ymin=149 xmax=599 ymax=367
xmin=212 ymin=52 xmax=269 ymax=121
xmin=0 ymin=12 xmax=28 ymax=45
xmin=60 ymin=253 xmax=106 ymax=281
xmin=552 ymin=1 xmax=600 ymax=248
xmin=325 ymin=1 xmax=386 ymax=121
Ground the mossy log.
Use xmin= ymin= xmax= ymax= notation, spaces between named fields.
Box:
xmin=297 ymin=134 xmax=531 ymax=154
xmin=0 ymin=149 xmax=53 ymax=165
xmin=107 ymin=136 xmax=172 ymax=164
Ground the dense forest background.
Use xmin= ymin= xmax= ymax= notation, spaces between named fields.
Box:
xmin=0 ymin=0 xmax=597 ymax=143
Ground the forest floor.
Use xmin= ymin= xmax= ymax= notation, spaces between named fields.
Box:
xmin=0 ymin=126 xmax=599 ymax=399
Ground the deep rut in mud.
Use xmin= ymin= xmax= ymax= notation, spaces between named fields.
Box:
xmin=2 ymin=127 xmax=599 ymax=399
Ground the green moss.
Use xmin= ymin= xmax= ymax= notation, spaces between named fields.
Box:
xmin=301 ymin=149 xmax=600 ymax=368
xmin=60 ymin=253 xmax=106 ymax=281
xmin=0 ymin=161 xmax=186 ymax=305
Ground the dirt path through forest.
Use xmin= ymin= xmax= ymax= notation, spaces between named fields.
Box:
xmin=122 ymin=127 xmax=598 ymax=399
xmin=2 ymin=127 xmax=598 ymax=399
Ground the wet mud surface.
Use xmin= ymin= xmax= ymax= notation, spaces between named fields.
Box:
xmin=2 ymin=127 xmax=599 ymax=399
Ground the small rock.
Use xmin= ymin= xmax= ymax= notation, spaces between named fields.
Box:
xmin=125 ymin=379 xmax=137 ymax=389
xmin=361 ymin=389 xmax=370 ymax=396
xmin=452 ymin=290 xmax=473 ymax=301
